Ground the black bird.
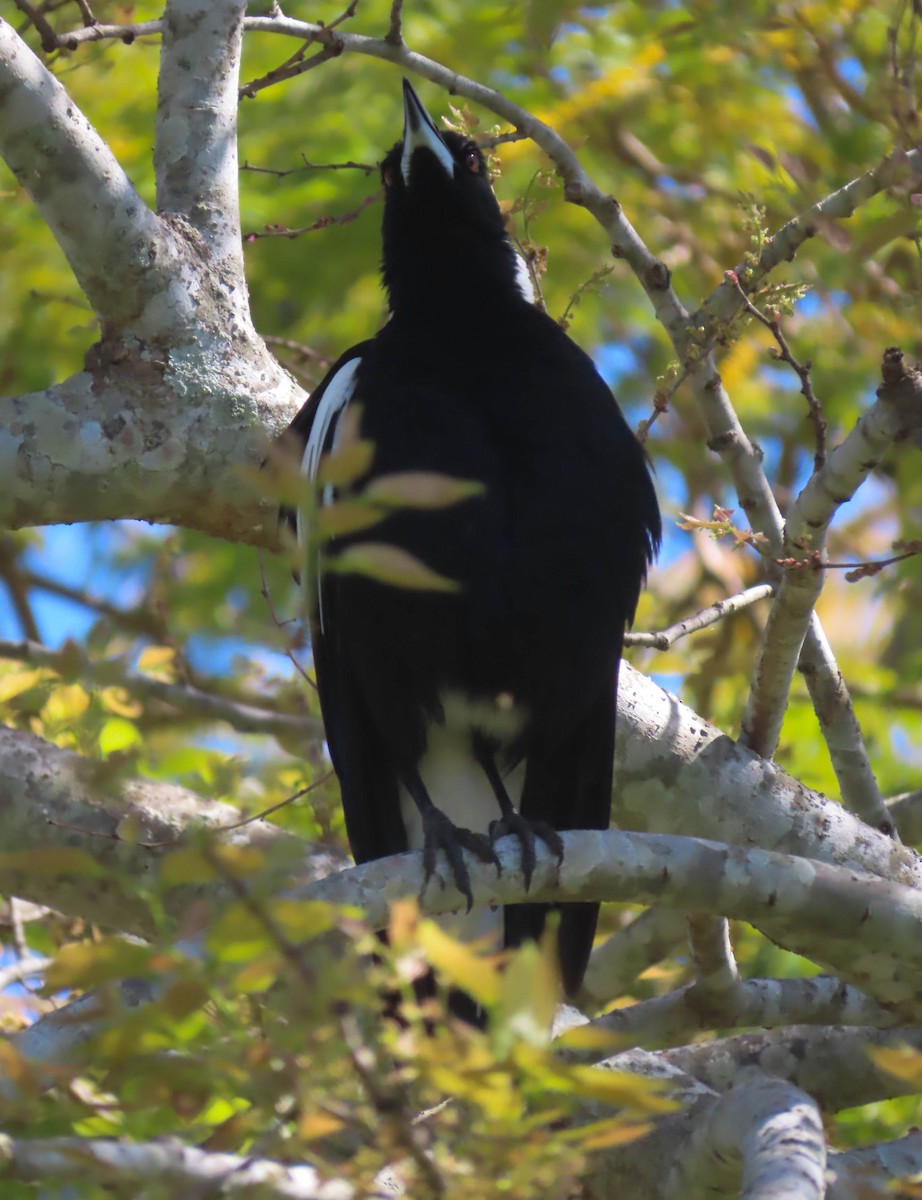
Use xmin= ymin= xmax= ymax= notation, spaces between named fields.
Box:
xmin=280 ymin=80 xmax=660 ymax=1012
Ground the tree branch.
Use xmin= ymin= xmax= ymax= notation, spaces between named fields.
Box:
xmin=740 ymin=349 xmax=922 ymax=797
xmin=0 ymin=1134 xmax=373 ymax=1199
xmin=0 ymin=368 xmax=302 ymax=544
xmin=670 ymin=1074 xmax=826 ymax=1200
xmin=624 ymin=584 xmax=774 ymax=650
xmin=155 ymin=0 xmax=248 ymax=286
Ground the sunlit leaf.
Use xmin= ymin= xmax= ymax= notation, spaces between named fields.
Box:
xmin=363 ymin=472 xmax=485 ymax=510
xmin=326 ymin=543 xmax=460 ymax=592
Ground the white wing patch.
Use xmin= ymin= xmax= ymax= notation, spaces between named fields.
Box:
xmin=297 ymin=355 xmax=362 ymax=633
xmin=513 ymin=251 xmax=536 ymax=304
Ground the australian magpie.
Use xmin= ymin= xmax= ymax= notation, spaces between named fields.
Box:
xmin=280 ymin=79 xmax=660 ymax=1013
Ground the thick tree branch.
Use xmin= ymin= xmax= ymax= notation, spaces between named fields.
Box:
xmin=740 ymin=350 xmax=922 ymax=794
xmin=661 ymin=1024 xmax=922 ymax=1112
xmin=0 ymin=366 xmax=301 ymax=543
xmin=579 ymin=907 xmax=688 ymax=1007
xmin=155 ymin=0 xmax=248 ymax=286
xmin=828 ymin=1131 xmax=922 ymax=1200
xmin=586 ymin=976 xmax=896 ymax=1053
xmin=670 ymin=1074 xmax=826 ymax=1200
xmin=0 ymin=1134 xmax=371 ymax=1199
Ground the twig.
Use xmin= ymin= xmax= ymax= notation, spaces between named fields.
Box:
xmin=212 ymin=771 xmax=333 ymax=832
xmin=774 ymin=542 xmax=922 ymax=582
xmin=73 ymin=0 xmax=96 ymax=27
xmin=244 ymin=189 xmax=381 ymax=240
xmin=386 ymin=0 xmax=404 ymax=46
xmin=340 ymin=1012 xmax=446 ymax=1198
xmin=727 ymin=272 xmax=827 ymax=471
xmin=263 ymin=335 xmax=333 ymax=366
xmin=624 ymin=584 xmax=775 ymax=650
xmin=242 ymin=156 xmax=377 ymax=177
xmin=239 ymin=42 xmax=341 ymax=100
xmin=258 ymin=550 xmax=317 ymax=691
xmin=11 ymin=0 xmax=60 ymax=52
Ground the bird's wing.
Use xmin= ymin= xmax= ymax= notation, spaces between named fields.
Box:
xmin=280 ymin=341 xmax=406 ymax=867
xmin=505 ymin=677 xmax=617 ymax=997
xmin=279 ymin=341 xmax=374 ymax=544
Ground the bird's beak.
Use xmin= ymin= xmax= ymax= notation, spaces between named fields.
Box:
xmin=401 ymin=79 xmax=455 ymax=184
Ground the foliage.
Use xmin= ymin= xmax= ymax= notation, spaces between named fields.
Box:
xmin=1 ymin=0 xmax=922 ymax=1193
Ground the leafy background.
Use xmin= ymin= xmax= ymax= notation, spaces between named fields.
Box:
xmin=1 ymin=0 xmax=921 ymax=1189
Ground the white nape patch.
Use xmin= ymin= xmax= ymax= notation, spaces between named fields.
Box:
xmin=298 ymin=355 xmax=361 ymax=633
xmin=400 ymin=691 xmax=527 ymax=950
xmin=513 ymin=251 xmax=536 ymax=304
xmin=401 ymin=122 xmax=455 ymax=184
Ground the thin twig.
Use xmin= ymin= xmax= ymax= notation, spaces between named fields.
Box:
xmin=242 ymin=156 xmax=377 ymax=177
xmin=212 ymin=771 xmax=333 ymax=832
xmin=12 ymin=0 xmax=60 ymax=52
xmin=625 ymin=584 xmax=775 ymax=650
xmin=73 ymin=0 xmax=96 ymax=27
xmin=239 ymin=43 xmax=341 ymax=100
xmin=728 ymin=272 xmax=827 ymax=470
xmin=258 ymin=550 xmax=318 ymax=691
xmin=386 ymin=0 xmax=404 ymax=46
xmin=244 ymin=189 xmax=382 ymax=240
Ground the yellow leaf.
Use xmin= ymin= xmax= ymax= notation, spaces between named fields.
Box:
xmin=46 ymin=938 xmax=153 ymax=990
xmin=99 ymin=687 xmax=142 ymax=718
xmin=363 ymin=472 xmax=485 ymax=510
xmin=299 ymin=1111 xmax=346 ymax=1141
xmin=41 ymin=683 xmax=90 ymax=723
xmin=268 ymin=899 xmax=340 ymax=940
xmin=568 ymin=1118 xmax=653 ymax=1150
xmin=869 ymin=1045 xmax=922 ymax=1086
xmin=327 ymin=543 xmax=459 ymax=592
xmin=417 ymin=920 xmax=500 ymax=1007
xmin=0 ymin=667 xmax=43 ymax=703
xmin=137 ymin=646 xmax=176 ymax=678
xmin=314 ymin=499 xmax=387 ymax=538
xmin=0 ymin=848 xmax=104 ymax=878
xmin=317 ymin=439 xmax=375 ymax=487
xmin=388 ymin=898 xmax=420 ymax=950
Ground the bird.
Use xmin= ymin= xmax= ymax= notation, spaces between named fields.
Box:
xmin=279 ymin=79 xmax=660 ymax=1019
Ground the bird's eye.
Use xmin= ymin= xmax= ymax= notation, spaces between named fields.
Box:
xmin=382 ymin=165 xmax=395 ymax=188
xmin=465 ymin=150 xmax=481 ymax=174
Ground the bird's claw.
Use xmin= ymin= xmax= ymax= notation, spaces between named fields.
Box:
xmin=489 ymin=813 xmax=564 ymax=891
xmin=421 ymin=808 xmax=501 ymax=913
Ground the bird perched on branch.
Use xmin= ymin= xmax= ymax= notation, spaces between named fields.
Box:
xmin=279 ymin=80 xmax=660 ymax=1018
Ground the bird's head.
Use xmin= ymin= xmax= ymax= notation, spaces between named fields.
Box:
xmin=379 ymin=80 xmax=531 ymax=314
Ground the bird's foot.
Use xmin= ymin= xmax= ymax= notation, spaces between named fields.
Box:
xmin=421 ymin=807 xmax=501 ymax=913
xmin=489 ymin=812 xmax=564 ymax=891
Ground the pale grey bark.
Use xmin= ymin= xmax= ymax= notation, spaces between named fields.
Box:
xmin=660 ymin=1025 xmax=922 ymax=1111
xmin=581 ymin=976 xmax=895 ymax=1055
xmin=669 ymin=1074 xmax=826 ymax=1200
xmin=827 ymin=1131 xmax=922 ymax=1199
xmin=579 ymin=907 xmax=688 ymax=1007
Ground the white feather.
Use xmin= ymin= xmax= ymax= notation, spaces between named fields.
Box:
xmin=513 ymin=251 xmax=536 ymax=304
xmin=297 ymin=355 xmax=362 ymax=633
xmin=400 ymin=690 xmax=527 ymax=949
